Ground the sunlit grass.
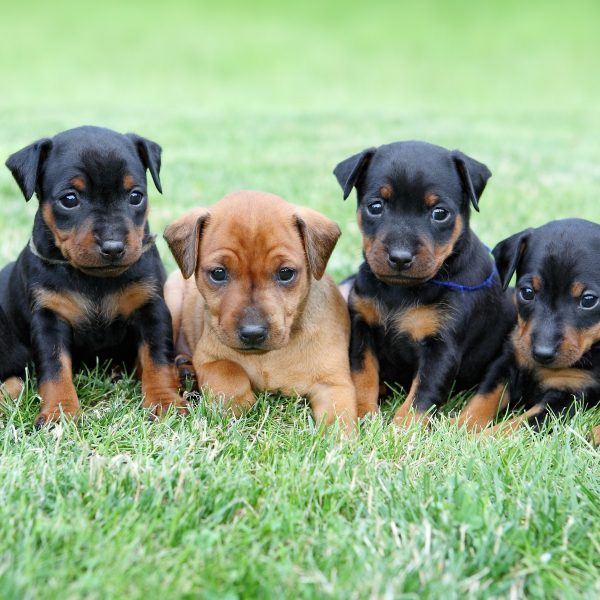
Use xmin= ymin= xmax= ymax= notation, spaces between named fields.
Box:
xmin=1 ymin=0 xmax=600 ymax=597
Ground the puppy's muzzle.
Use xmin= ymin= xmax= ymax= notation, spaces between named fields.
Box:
xmin=386 ymin=247 xmax=415 ymax=271
xmin=531 ymin=343 xmax=558 ymax=365
xmin=99 ymin=239 xmax=126 ymax=262
xmin=237 ymin=323 xmax=269 ymax=349
xmin=531 ymin=329 xmax=560 ymax=365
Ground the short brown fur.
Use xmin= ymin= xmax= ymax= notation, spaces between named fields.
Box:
xmin=123 ymin=174 xmax=135 ymax=191
xmin=393 ymin=305 xmax=444 ymax=341
xmin=350 ymin=292 xmax=382 ymax=327
xmin=352 ymin=349 xmax=380 ymax=417
xmin=34 ymin=282 xmax=158 ymax=326
xmin=453 ymin=383 xmax=510 ymax=431
xmin=71 ymin=176 xmax=86 ymax=192
xmin=392 ymin=376 xmax=431 ymax=427
xmin=424 ymin=192 xmax=439 ymax=207
xmin=36 ymin=352 xmax=79 ymax=425
xmin=379 ymin=185 xmax=392 ymax=200
xmin=138 ymin=344 xmax=187 ymax=416
xmin=164 ymin=191 xmax=357 ymax=432
xmin=571 ymin=281 xmax=585 ymax=298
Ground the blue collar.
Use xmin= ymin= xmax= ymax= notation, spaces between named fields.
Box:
xmin=430 ymin=248 xmax=497 ymax=293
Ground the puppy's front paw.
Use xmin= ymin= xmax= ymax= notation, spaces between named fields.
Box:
xmin=1 ymin=376 xmax=24 ymax=400
xmin=34 ymin=396 xmax=80 ymax=429
xmin=35 ymin=378 xmax=80 ymax=428
xmin=140 ymin=358 xmax=188 ymax=418
xmin=144 ymin=390 xmax=188 ymax=418
xmin=392 ymin=410 xmax=430 ymax=429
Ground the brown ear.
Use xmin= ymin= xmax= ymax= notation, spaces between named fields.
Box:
xmin=163 ymin=208 xmax=210 ymax=279
xmin=294 ymin=208 xmax=341 ymax=280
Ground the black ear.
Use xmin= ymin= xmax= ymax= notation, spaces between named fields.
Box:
xmin=333 ymin=147 xmax=376 ymax=200
xmin=5 ymin=138 xmax=53 ymax=201
xmin=452 ymin=150 xmax=492 ymax=212
xmin=492 ymin=229 xmax=533 ymax=290
xmin=126 ymin=133 xmax=162 ymax=193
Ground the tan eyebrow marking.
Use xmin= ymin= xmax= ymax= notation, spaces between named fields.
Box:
xmin=379 ymin=185 xmax=392 ymax=200
xmin=70 ymin=176 xmax=85 ymax=191
xmin=123 ymin=175 xmax=135 ymax=191
xmin=424 ymin=193 xmax=439 ymax=207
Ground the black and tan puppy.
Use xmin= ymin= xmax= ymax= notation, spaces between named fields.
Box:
xmin=163 ymin=191 xmax=357 ymax=432
xmin=456 ymin=219 xmax=600 ymax=440
xmin=334 ymin=140 xmax=515 ymax=426
xmin=0 ymin=126 xmax=185 ymax=426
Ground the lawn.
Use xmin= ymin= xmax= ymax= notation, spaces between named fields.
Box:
xmin=1 ymin=0 xmax=600 ymax=597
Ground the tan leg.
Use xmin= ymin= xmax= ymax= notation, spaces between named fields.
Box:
xmin=352 ymin=349 xmax=380 ymax=417
xmin=164 ymin=271 xmax=185 ymax=342
xmin=197 ymin=360 xmax=256 ymax=417
xmin=1 ymin=376 xmax=24 ymax=400
xmin=591 ymin=425 xmax=600 ymax=446
xmin=308 ymin=382 xmax=357 ymax=434
xmin=36 ymin=353 xmax=80 ymax=427
xmin=482 ymin=403 xmax=545 ymax=437
xmin=392 ymin=376 xmax=430 ymax=428
xmin=138 ymin=344 xmax=188 ymax=417
xmin=452 ymin=383 xmax=509 ymax=432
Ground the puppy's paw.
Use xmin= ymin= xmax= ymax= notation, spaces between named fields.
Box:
xmin=1 ymin=376 xmax=24 ymax=400
xmin=392 ymin=410 xmax=430 ymax=429
xmin=447 ymin=414 xmax=486 ymax=433
xmin=144 ymin=391 xmax=189 ymax=418
xmin=34 ymin=398 xmax=80 ymax=429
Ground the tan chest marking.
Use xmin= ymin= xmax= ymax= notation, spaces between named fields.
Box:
xmin=393 ymin=305 xmax=444 ymax=341
xmin=104 ymin=282 xmax=158 ymax=320
xmin=33 ymin=281 xmax=158 ymax=326
xmin=537 ymin=367 xmax=597 ymax=391
xmin=350 ymin=293 xmax=383 ymax=327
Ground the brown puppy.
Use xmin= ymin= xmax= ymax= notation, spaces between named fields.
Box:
xmin=163 ymin=191 xmax=357 ymax=431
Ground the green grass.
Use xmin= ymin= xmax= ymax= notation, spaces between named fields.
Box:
xmin=1 ymin=0 xmax=600 ymax=597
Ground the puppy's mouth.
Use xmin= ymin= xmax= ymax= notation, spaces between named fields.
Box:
xmin=68 ymin=248 xmax=143 ymax=278
xmin=235 ymin=346 xmax=270 ymax=355
xmin=76 ymin=265 xmax=130 ymax=277
xmin=374 ymin=272 xmax=433 ymax=286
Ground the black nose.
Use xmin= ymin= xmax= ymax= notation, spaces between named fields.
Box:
xmin=532 ymin=344 xmax=557 ymax=365
xmin=100 ymin=240 xmax=125 ymax=260
xmin=387 ymin=248 xmax=414 ymax=270
xmin=238 ymin=324 xmax=268 ymax=346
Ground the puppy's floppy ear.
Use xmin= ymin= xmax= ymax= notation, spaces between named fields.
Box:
xmin=333 ymin=147 xmax=376 ymax=200
xmin=163 ymin=208 xmax=210 ymax=279
xmin=452 ymin=150 xmax=492 ymax=213
xmin=126 ymin=133 xmax=163 ymax=193
xmin=294 ymin=207 xmax=341 ymax=280
xmin=492 ymin=229 xmax=533 ymax=290
xmin=5 ymin=138 xmax=53 ymax=201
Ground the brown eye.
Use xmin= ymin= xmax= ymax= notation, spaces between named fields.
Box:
xmin=431 ymin=207 xmax=450 ymax=222
xmin=276 ymin=267 xmax=296 ymax=284
xmin=367 ymin=201 xmax=383 ymax=216
xmin=208 ymin=267 xmax=228 ymax=284
xmin=129 ymin=191 xmax=144 ymax=206
xmin=57 ymin=193 xmax=80 ymax=209
xmin=519 ymin=286 xmax=535 ymax=302
xmin=580 ymin=293 xmax=599 ymax=310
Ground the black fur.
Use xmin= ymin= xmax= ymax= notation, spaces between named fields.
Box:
xmin=474 ymin=219 xmax=600 ymax=430
xmin=1 ymin=126 xmax=176 ymax=423
xmin=334 ymin=140 xmax=515 ymax=418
